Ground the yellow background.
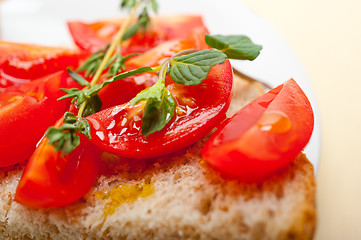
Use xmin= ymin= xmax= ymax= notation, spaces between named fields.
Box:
xmin=242 ymin=0 xmax=361 ymax=239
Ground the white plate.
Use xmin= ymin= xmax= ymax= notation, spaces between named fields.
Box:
xmin=0 ymin=0 xmax=320 ymax=173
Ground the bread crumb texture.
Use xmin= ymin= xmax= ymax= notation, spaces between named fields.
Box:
xmin=0 ymin=74 xmax=316 ymax=240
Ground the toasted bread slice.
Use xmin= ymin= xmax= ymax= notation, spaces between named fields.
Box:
xmin=0 ymin=73 xmax=316 ymax=240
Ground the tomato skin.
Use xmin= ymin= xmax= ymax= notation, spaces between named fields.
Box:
xmin=97 ymin=26 xmax=208 ymax=110
xmin=86 ymin=60 xmax=233 ymax=159
xmin=126 ymin=27 xmax=209 ymax=68
xmin=0 ymin=41 xmax=84 ymax=91
xmin=14 ymin=134 xmax=101 ymax=208
xmin=67 ymin=21 xmax=119 ymax=53
xmin=67 ymin=15 xmax=209 ymax=53
xmin=201 ymin=79 xmax=314 ymax=182
xmin=0 ymin=71 xmax=71 ymax=167
xmin=98 ymin=73 xmax=158 ymax=110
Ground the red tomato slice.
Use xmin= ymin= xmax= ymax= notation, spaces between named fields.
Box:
xmin=67 ymin=15 xmax=209 ymax=53
xmin=14 ymin=132 xmax=101 ymax=208
xmin=98 ymin=72 xmax=158 ymax=110
xmin=97 ymin=27 xmax=208 ymax=110
xmin=0 ymin=41 xmax=84 ymax=91
xmin=86 ymin=60 xmax=233 ymax=159
xmin=201 ymin=79 xmax=314 ymax=181
xmin=127 ymin=27 xmax=209 ymax=68
xmin=0 ymin=71 xmax=71 ymax=167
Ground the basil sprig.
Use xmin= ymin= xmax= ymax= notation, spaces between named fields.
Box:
xmin=169 ymin=49 xmax=226 ymax=86
xmin=130 ymin=64 xmax=175 ymax=138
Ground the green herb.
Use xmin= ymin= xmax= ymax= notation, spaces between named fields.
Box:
xmin=58 ymin=67 xmax=156 ymax=111
xmin=130 ymin=81 xmax=175 ymax=137
xmin=76 ymin=45 xmax=109 ymax=78
xmin=107 ymin=53 xmax=140 ymax=76
xmin=205 ymin=34 xmax=262 ymax=60
xmin=77 ymin=0 xmax=158 ymax=80
xmin=46 ymin=0 xmax=154 ymax=155
xmin=58 ymin=85 xmax=98 ymax=105
xmin=121 ymin=0 xmax=158 ymax=13
xmin=150 ymin=0 xmax=158 ymax=12
xmin=122 ymin=8 xmax=151 ymax=40
xmin=130 ymin=62 xmax=175 ymax=138
xmin=169 ymin=49 xmax=226 ymax=86
xmin=82 ymin=95 xmax=102 ymax=117
xmin=141 ymin=87 xmax=175 ymax=137
xmin=46 ymin=112 xmax=91 ymax=156
xmin=67 ymin=68 xmax=89 ymax=86
xmin=121 ymin=0 xmax=158 ymax=41
xmin=120 ymin=0 xmax=137 ymax=10
xmin=104 ymin=66 xmax=155 ymax=89
xmin=58 ymin=86 xmax=102 ymax=117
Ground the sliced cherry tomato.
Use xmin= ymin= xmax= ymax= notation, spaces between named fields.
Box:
xmin=0 ymin=41 xmax=84 ymax=91
xmin=97 ymin=27 xmax=208 ymax=110
xmin=201 ymin=79 xmax=314 ymax=182
xmin=98 ymin=72 xmax=158 ymax=110
xmin=126 ymin=27 xmax=209 ymax=68
xmin=0 ymin=71 xmax=71 ymax=167
xmin=67 ymin=15 xmax=209 ymax=53
xmin=14 ymin=130 xmax=101 ymax=208
xmin=86 ymin=60 xmax=233 ymax=159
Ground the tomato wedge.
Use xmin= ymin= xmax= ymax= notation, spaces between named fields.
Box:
xmin=14 ymin=132 xmax=101 ymax=208
xmin=201 ymin=79 xmax=314 ymax=181
xmin=86 ymin=60 xmax=233 ymax=159
xmin=0 ymin=41 xmax=84 ymax=91
xmin=67 ymin=15 xmax=208 ymax=53
xmin=0 ymin=71 xmax=71 ymax=167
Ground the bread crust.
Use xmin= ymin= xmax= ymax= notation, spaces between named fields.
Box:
xmin=0 ymin=73 xmax=316 ymax=240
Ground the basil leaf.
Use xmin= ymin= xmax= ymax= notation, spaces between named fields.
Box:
xmin=151 ymin=0 xmax=158 ymax=12
xmin=141 ymin=88 xmax=175 ymax=138
xmin=129 ymin=78 xmax=175 ymax=138
xmin=130 ymin=80 xmax=163 ymax=105
xmin=82 ymin=94 xmax=102 ymax=117
xmin=46 ymin=112 xmax=92 ymax=156
xmin=205 ymin=34 xmax=262 ymax=61
xmin=63 ymin=112 xmax=77 ymax=123
xmin=46 ymin=126 xmax=80 ymax=156
xmin=67 ymin=68 xmax=89 ymax=87
xmin=76 ymin=117 xmax=92 ymax=139
xmin=61 ymin=132 xmax=80 ymax=155
xmin=169 ymin=49 xmax=226 ymax=86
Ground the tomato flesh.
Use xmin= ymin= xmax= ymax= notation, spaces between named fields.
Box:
xmin=15 ymin=133 xmax=101 ymax=208
xmin=87 ymin=60 xmax=233 ymax=159
xmin=67 ymin=15 xmax=208 ymax=53
xmin=0 ymin=41 xmax=84 ymax=91
xmin=201 ymin=79 xmax=314 ymax=181
xmin=0 ymin=71 xmax=71 ymax=167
